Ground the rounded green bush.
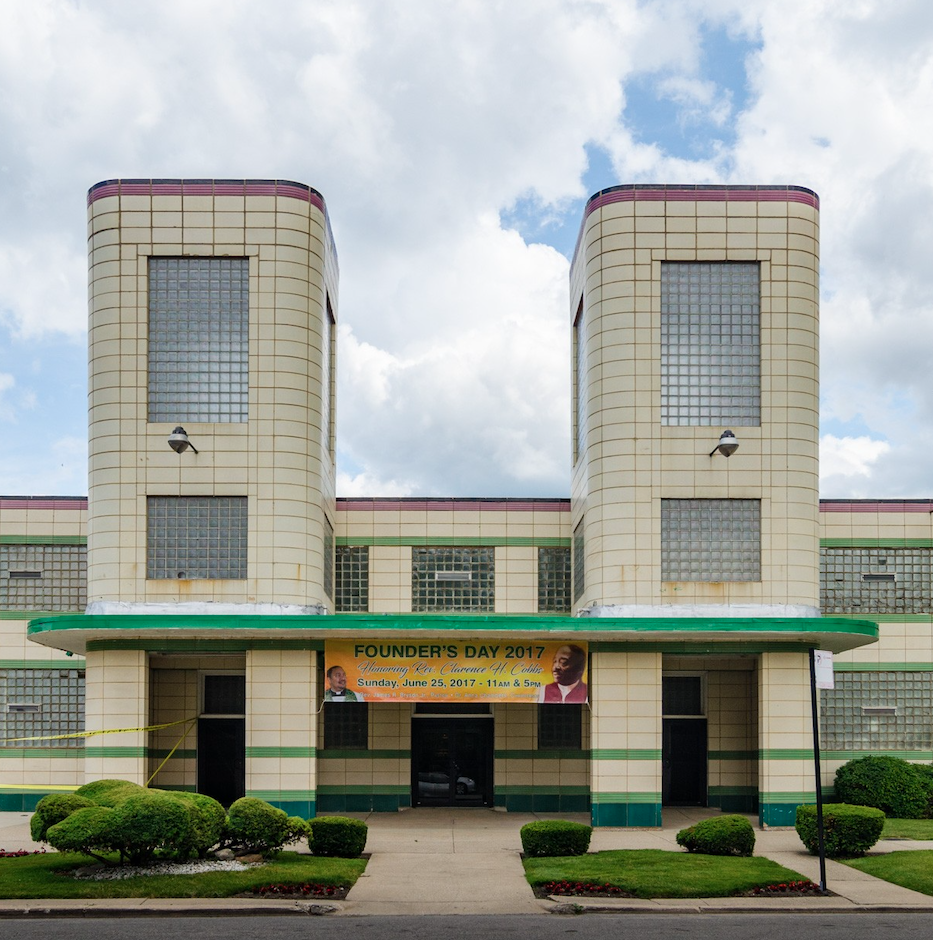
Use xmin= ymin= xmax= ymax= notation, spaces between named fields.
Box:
xmin=676 ymin=814 xmax=756 ymax=857
xmin=520 ymin=820 xmax=592 ymax=857
xmin=795 ymin=803 xmax=885 ymax=858
xmin=109 ymin=791 xmax=193 ymax=864
xmin=30 ymin=792 xmax=96 ymax=842
xmin=834 ymin=756 xmax=932 ymax=819
xmin=46 ymin=805 xmax=115 ymax=859
xmin=162 ymin=791 xmax=227 ymax=858
xmin=308 ymin=816 xmax=368 ymax=857
xmin=73 ymin=778 xmax=146 ymax=808
xmin=225 ymin=797 xmax=305 ymax=856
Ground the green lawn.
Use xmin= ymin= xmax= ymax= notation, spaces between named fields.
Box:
xmin=523 ymin=849 xmax=812 ymax=899
xmin=0 ymin=851 xmax=366 ymax=899
xmin=882 ymin=818 xmax=933 ymax=840
xmin=845 ymin=850 xmax=933 ymax=896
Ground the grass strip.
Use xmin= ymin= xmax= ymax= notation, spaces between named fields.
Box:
xmin=0 ymin=851 xmax=366 ymax=899
xmin=524 ymin=849 xmax=811 ymax=899
xmin=844 ymin=850 xmax=933 ymax=896
xmin=882 ymin=818 xmax=933 ymax=840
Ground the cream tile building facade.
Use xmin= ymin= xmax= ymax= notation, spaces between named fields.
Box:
xmin=3 ymin=180 xmax=918 ymax=828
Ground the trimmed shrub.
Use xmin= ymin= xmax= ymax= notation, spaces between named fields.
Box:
xmin=520 ymin=820 xmax=592 ymax=858
xmin=46 ymin=806 xmax=115 ymax=862
xmin=308 ymin=816 xmax=368 ymax=857
xmin=73 ymin=778 xmax=146 ymax=808
xmin=30 ymin=793 xmax=96 ymax=842
xmin=795 ymin=803 xmax=885 ymax=858
xmin=225 ymin=797 xmax=306 ymax=856
xmin=834 ymin=756 xmax=932 ymax=819
xmin=163 ymin=791 xmax=227 ymax=859
xmin=109 ymin=791 xmax=193 ymax=864
xmin=676 ymin=814 xmax=756 ymax=857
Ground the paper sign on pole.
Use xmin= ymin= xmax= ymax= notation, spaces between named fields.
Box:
xmin=814 ymin=650 xmax=835 ymax=690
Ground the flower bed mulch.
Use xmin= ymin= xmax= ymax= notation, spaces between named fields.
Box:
xmin=535 ymin=878 xmax=827 ymax=900
xmin=238 ymin=883 xmax=350 ymax=900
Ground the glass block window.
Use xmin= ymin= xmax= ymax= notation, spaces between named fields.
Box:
xmin=821 ymin=672 xmax=933 ymax=751
xmin=0 ymin=545 xmax=87 ymax=611
xmin=661 ymin=262 xmax=760 ymax=426
xmin=323 ymin=702 xmax=368 ymax=749
xmin=572 ymin=519 xmax=585 ymax=603
xmin=147 ymin=496 xmax=247 ymax=579
xmin=0 ymin=668 xmax=85 ymax=748
xmin=202 ymin=675 xmax=246 ymax=715
xmin=148 ymin=257 xmax=249 ymax=423
xmin=323 ymin=517 xmax=334 ymax=602
xmin=322 ymin=298 xmax=335 ymax=456
xmin=411 ymin=547 xmax=494 ymax=613
xmin=336 ymin=546 xmax=369 ymax=612
xmin=821 ymin=547 xmax=933 ymax=614
xmin=574 ymin=300 xmax=586 ymax=462
xmin=538 ymin=704 xmax=582 ymax=749
xmin=661 ymin=499 xmax=761 ymax=582
xmin=538 ymin=546 xmax=572 ymax=613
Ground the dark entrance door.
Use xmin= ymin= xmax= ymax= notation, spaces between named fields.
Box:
xmin=411 ymin=718 xmax=493 ymax=806
xmin=662 ymin=718 xmax=707 ymax=805
xmin=197 ymin=717 xmax=245 ymax=807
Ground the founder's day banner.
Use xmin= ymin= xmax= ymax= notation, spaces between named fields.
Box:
xmin=323 ymin=640 xmax=588 ymax=704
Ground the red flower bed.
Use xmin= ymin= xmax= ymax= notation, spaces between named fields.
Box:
xmin=249 ymin=883 xmax=348 ymax=899
xmin=540 ymin=880 xmax=634 ymax=898
xmin=751 ymin=880 xmax=823 ymax=895
xmin=0 ymin=849 xmax=46 ymax=859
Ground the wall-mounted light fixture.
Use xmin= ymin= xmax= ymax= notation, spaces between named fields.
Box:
xmin=709 ymin=429 xmax=738 ymax=458
xmin=168 ymin=426 xmax=198 ymax=455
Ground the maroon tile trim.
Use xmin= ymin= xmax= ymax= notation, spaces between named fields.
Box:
xmin=87 ymin=179 xmax=326 ymax=214
xmin=0 ymin=497 xmax=88 ymax=510
xmin=337 ymin=498 xmax=570 ymax=513
xmin=820 ymin=500 xmax=933 ymax=513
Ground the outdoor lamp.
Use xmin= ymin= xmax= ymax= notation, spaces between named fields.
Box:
xmin=168 ymin=426 xmax=198 ymax=455
xmin=709 ymin=429 xmax=738 ymax=458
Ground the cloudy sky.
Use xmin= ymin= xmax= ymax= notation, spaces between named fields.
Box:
xmin=0 ymin=0 xmax=931 ymax=499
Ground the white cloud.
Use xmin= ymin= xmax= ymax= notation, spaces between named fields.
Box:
xmin=821 ymin=435 xmax=891 ymax=480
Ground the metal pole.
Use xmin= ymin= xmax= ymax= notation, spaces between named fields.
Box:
xmin=809 ymin=648 xmax=828 ymax=894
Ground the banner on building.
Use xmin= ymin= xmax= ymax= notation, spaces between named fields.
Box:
xmin=323 ymin=640 xmax=588 ymax=704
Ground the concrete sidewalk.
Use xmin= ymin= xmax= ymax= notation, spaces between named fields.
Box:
xmin=2 ymin=806 xmax=933 ymax=916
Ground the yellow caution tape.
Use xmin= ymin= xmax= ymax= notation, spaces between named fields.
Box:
xmin=2 ymin=716 xmax=198 ymax=744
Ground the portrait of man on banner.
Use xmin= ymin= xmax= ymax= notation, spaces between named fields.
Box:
xmin=537 ymin=644 xmax=588 ymax=704
xmin=323 ymin=664 xmax=366 ymax=702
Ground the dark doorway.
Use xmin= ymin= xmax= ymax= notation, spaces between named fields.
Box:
xmin=197 ymin=717 xmax=245 ymax=806
xmin=662 ymin=718 xmax=707 ymax=805
xmin=411 ymin=718 xmax=493 ymax=806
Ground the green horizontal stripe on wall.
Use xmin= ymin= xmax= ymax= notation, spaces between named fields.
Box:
xmin=337 ymin=537 xmax=571 ymax=548
xmin=319 ymin=749 xmax=408 ymax=760
xmin=0 ymin=536 xmax=87 ymax=545
xmin=823 ymin=750 xmax=933 ymax=761
xmin=588 ymin=641 xmax=839 ymax=653
xmin=833 ymin=662 xmax=933 ymax=672
xmin=0 ymin=659 xmax=85 ymax=669
xmin=591 ymin=791 xmax=660 ymax=804
xmin=821 ymin=538 xmax=933 ymax=548
xmin=824 ymin=614 xmax=932 ymax=624
xmin=86 ymin=639 xmax=323 ymax=652
xmin=149 ymin=749 xmax=196 ymax=760
xmin=495 ymin=749 xmax=589 ymax=760
xmin=84 ymin=746 xmax=147 ymax=758
xmin=759 ymin=749 xmax=814 ymax=760
xmin=709 ymin=785 xmax=757 ymax=796
xmin=245 ymin=747 xmax=316 ymax=759
xmin=591 ymin=749 xmax=662 ymax=761
xmin=316 ymin=785 xmax=410 ymax=796
xmin=760 ymin=791 xmax=815 ymax=803
xmin=0 ymin=748 xmax=84 ymax=758
xmin=246 ymin=790 xmax=316 ymax=801
xmin=1 ymin=611 xmax=84 ymax=620
xmin=496 ymin=785 xmax=590 ymax=796
xmin=709 ymin=751 xmax=757 ymax=761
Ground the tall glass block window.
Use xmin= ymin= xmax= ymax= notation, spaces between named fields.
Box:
xmin=322 ymin=298 xmax=335 ymax=456
xmin=411 ymin=547 xmax=494 ymax=613
xmin=821 ymin=672 xmax=933 ymax=751
xmin=336 ymin=546 xmax=369 ymax=612
xmin=821 ymin=547 xmax=933 ymax=614
xmin=661 ymin=499 xmax=761 ymax=582
xmin=0 ymin=668 xmax=85 ymax=748
xmin=148 ymin=257 xmax=249 ymax=423
xmin=323 ymin=516 xmax=334 ymax=602
xmin=538 ymin=546 xmax=571 ymax=613
xmin=574 ymin=301 xmax=586 ymax=462
xmin=572 ymin=520 xmax=585 ymax=603
xmin=661 ymin=262 xmax=760 ymax=426
xmin=0 ymin=544 xmax=87 ymax=610
xmin=147 ymin=496 xmax=247 ymax=579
